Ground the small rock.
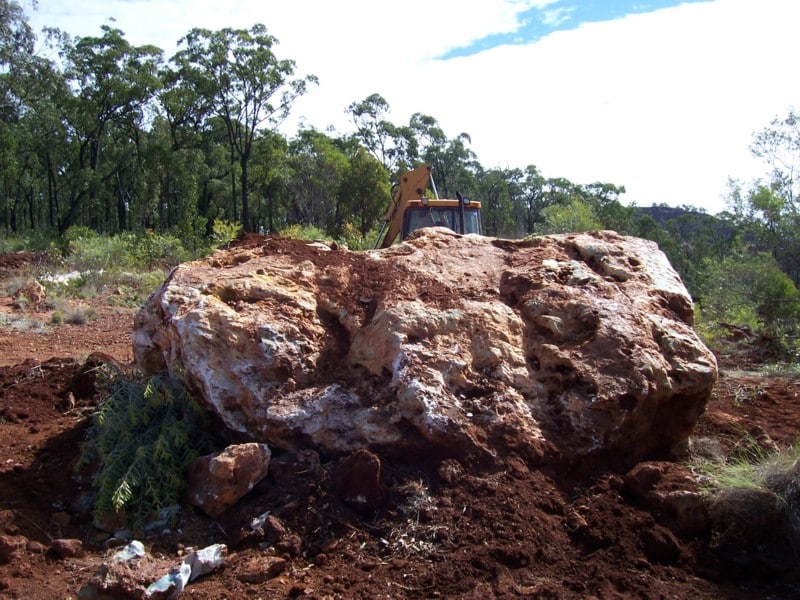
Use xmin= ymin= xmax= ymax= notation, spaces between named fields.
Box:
xmin=238 ymin=556 xmax=287 ymax=584
xmin=624 ymin=463 xmax=664 ymax=499
xmin=112 ymin=540 xmax=146 ymax=562
xmin=186 ymin=443 xmax=271 ymax=518
xmin=641 ymin=525 xmax=682 ymax=564
xmin=49 ymin=538 xmax=83 ymax=559
xmin=437 ymin=459 xmax=464 ymax=486
xmin=263 ymin=514 xmax=288 ymax=543
xmin=275 ymin=534 xmax=302 ymax=558
xmin=333 ymin=449 xmax=384 ymax=514
xmin=0 ymin=535 xmax=27 ymax=563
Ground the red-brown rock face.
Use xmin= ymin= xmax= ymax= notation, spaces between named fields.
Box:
xmin=133 ymin=230 xmax=717 ymax=469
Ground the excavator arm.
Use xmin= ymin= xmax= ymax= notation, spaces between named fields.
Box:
xmin=373 ymin=165 xmax=432 ymax=249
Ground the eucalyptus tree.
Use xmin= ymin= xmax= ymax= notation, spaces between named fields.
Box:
xmin=334 ymin=144 xmax=389 ymax=237
xmin=247 ymin=130 xmax=289 ymax=234
xmin=0 ymin=0 xmax=34 ymax=121
xmin=578 ymin=181 xmax=631 ymax=233
xmin=59 ymin=25 xmax=163 ymax=233
xmin=171 ymin=24 xmax=317 ymax=231
xmin=284 ymin=127 xmax=348 ymax=232
xmin=0 ymin=0 xmax=59 ymax=233
xmin=346 ymin=93 xmax=416 ymax=176
xmin=518 ymin=165 xmax=547 ymax=234
xmin=409 ymin=112 xmax=476 ymax=199
xmin=725 ymin=108 xmax=800 ymax=285
xmin=474 ymin=167 xmax=518 ymax=237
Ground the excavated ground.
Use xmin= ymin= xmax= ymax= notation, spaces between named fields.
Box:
xmin=0 ymin=237 xmax=799 ymax=599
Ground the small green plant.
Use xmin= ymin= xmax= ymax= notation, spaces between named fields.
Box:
xmin=76 ymin=369 xmax=219 ymax=528
xmin=279 ymin=223 xmax=329 ymax=241
xmin=211 ymin=219 xmax=243 ymax=249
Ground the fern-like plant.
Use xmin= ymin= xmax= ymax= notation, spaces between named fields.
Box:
xmin=77 ymin=368 xmax=218 ymax=528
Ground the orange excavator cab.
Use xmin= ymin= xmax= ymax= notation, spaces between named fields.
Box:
xmin=373 ymin=165 xmax=482 ymax=248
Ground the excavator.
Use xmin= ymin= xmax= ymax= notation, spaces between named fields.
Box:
xmin=373 ymin=164 xmax=482 ymax=248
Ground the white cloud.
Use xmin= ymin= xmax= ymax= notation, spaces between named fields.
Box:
xmin=26 ymin=0 xmax=800 ymax=214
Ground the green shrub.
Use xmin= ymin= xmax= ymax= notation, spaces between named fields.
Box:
xmin=211 ymin=219 xmax=243 ymax=249
xmin=77 ymin=369 xmax=219 ymax=528
xmin=61 ymin=226 xmax=201 ymax=273
xmin=132 ymin=230 xmax=191 ymax=269
xmin=695 ymin=248 xmax=800 ymax=360
xmin=279 ymin=223 xmax=328 ymax=241
xmin=337 ymin=222 xmax=377 ymax=250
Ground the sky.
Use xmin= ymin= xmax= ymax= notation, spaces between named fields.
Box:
xmin=24 ymin=0 xmax=800 ymax=215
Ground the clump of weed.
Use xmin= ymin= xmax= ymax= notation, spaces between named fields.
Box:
xmin=697 ymin=435 xmax=800 ymax=575
xmin=64 ymin=306 xmax=97 ymax=325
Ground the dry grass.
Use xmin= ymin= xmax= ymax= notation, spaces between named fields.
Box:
xmin=698 ymin=436 xmax=800 ymax=570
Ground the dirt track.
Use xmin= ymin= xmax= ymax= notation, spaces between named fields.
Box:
xmin=0 ymin=245 xmax=799 ymax=599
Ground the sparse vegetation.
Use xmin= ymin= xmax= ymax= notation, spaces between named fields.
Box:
xmin=0 ymin=313 xmax=48 ymax=332
xmin=697 ymin=436 xmax=800 ymax=570
xmin=63 ymin=306 xmax=97 ymax=325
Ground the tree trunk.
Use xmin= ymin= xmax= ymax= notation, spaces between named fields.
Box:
xmin=240 ymin=156 xmax=250 ymax=232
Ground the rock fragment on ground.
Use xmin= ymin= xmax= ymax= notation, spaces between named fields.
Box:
xmin=186 ymin=443 xmax=271 ymax=518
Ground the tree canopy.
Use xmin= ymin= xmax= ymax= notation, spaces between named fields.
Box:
xmin=2 ymin=4 xmax=800 ymax=359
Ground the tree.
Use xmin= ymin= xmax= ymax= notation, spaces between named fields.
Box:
xmin=725 ymin=108 xmax=800 ymax=286
xmin=517 ymin=165 xmax=547 ymax=234
xmin=750 ymin=108 xmax=800 ymax=205
xmin=335 ymin=146 xmax=388 ymax=237
xmin=171 ymin=25 xmax=317 ymax=231
xmin=474 ymin=167 xmax=517 ymax=237
xmin=284 ymin=127 xmax=348 ymax=231
xmin=346 ymin=93 xmax=415 ymax=176
xmin=0 ymin=0 xmax=35 ymax=121
xmin=696 ymin=246 xmax=800 ymax=356
xmin=59 ymin=25 xmax=163 ymax=233
xmin=409 ymin=113 xmax=476 ymax=199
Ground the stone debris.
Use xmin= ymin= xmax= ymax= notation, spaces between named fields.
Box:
xmin=78 ymin=542 xmax=227 ymax=600
xmin=186 ymin=443 xmax=271 ymax=518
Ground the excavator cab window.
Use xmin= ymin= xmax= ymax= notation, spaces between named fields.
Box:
xmin=403 ymin=207 xmax=481 ymax=239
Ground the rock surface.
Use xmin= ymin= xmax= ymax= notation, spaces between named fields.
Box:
xmin=133 ymin=230 xmax=717 ymax=469
xmin=186 ymin=443 xmax=271 ymax=518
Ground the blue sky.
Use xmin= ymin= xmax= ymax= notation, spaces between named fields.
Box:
xmin=441 ymin=0 xmax=713 ymax=58
xmin=25 ymin=0 xmax=800 ymax=214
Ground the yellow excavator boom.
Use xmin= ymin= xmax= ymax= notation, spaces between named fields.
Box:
xmin=374 ymin=165 xmax=433 ymax=249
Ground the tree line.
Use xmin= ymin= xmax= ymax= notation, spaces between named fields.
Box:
xmin=2 ymin=1 xmax=800 ymax=359
xmin=0 ymin=3 xmax=632 ymax=242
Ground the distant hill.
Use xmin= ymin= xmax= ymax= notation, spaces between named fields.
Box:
xmin=635 ymin=205 xmax=735 ymax=241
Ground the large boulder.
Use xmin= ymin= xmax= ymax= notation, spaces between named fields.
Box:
xmin=133 ymin=229 xmax=717 ymax=469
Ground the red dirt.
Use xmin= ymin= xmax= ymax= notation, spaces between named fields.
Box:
xmin=1 ymin=241 xmax=799 ymax=599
